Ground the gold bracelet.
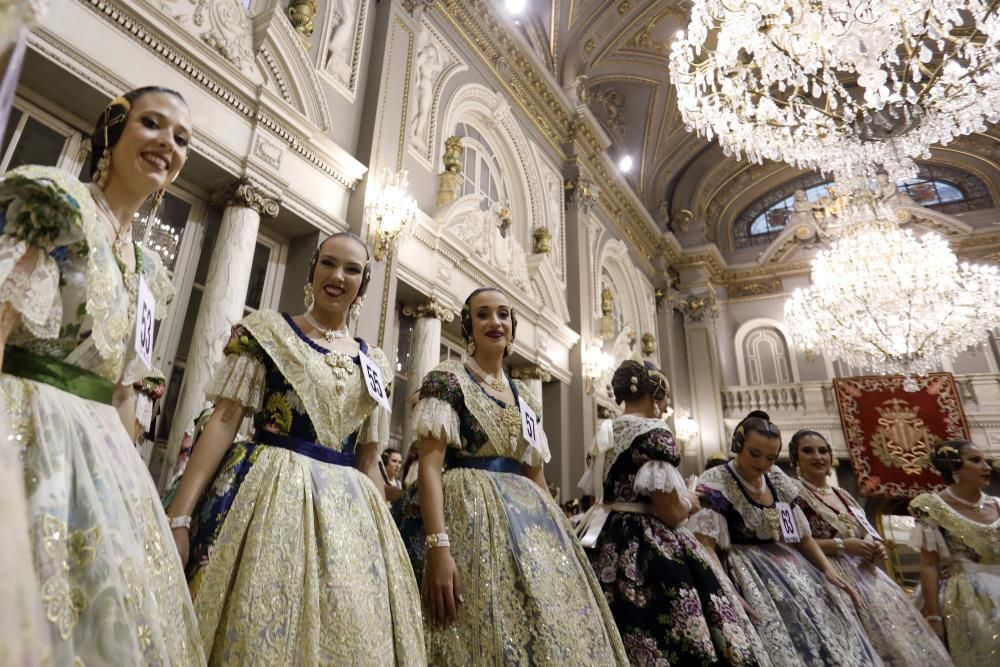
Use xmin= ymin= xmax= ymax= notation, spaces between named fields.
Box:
xmin=925 ymin=615 xmax=943 ymax=623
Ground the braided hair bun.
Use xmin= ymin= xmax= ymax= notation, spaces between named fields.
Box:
xmin=731 ymin=410 xmax=781 ymax=453
xmin=610 ymin=360 xmax=667 ymax=405
xmin=929 ymin=440 xmax=971 ymax=482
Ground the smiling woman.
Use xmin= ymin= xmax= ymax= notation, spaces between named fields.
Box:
xmin=0 ymin=88 xmax=203 ymax=664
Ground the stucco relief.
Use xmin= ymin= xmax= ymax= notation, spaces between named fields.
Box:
xmin=160 ymin=0 xmax=255 ymax=72
xmin=322 ymin=0 xmax=360 ymax=87
xmin=409 ymin=26 xmax=462 ymax=162
xmin=448 ymin=209 xmax=530 ymax=292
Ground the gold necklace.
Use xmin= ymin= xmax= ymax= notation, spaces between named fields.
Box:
xmin=729 ymin=462 xmax=767 ymax=496
xmin=801 ymin=478 xmax=833 ymax=495
xmin=466 ymin=357 xmax=506 ymax=392
xmin=302 ymin=310 xmax=349 ymax=343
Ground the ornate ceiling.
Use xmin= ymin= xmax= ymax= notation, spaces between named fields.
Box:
xmin=501 ymin=0 xmax=1000 ymax=260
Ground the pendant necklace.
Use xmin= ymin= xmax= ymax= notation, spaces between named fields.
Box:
xmin=466 ymin=357 xmax=506 ymax=392
xmin=944 ymin=486 xmax=986 ymax=511
xmin=302 ymin=310 xmax=349 ymax=344
xmin=729 ymin=462 xmax=767 ymax=496
xmin=801 ymin=478 xmax=833 ymax=496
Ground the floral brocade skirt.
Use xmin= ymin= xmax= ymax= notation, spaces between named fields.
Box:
xmin=590 ymin=512 xmax=766 ymax=666
xmin=831 ymin=554 xmax=951 ymax=666
xmin=727 ymin=543 xmax=882 ymax=667
xmin=940 ymin=562 xmax=1000 ymax=667
xmin=399 ymin=468 xmax=628 ymax=665
xmin=0 ymin=374 xmax=204 ymax=666
xmin=190 ymin=444 xmax=425 ymax=666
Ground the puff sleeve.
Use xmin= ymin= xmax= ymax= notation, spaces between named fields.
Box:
xmin=204 ymin=324 xmax=267 ymax=412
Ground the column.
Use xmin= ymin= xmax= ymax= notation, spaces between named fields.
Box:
xmin=510 ymin=365 xmax=551 ymax=407
xmin=400 ymin=298 xmax=454 ymax=453
xmin=162 ymin=180 xmax=279 ymax=487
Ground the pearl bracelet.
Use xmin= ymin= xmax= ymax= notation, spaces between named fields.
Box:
xmin=833 ymin=537 xmax=845 ymax=555
xmin=425 ymin=532 xmax=450 ymax=549
xmin=169 ymin=515 xmax=192 ymax=530
xmin=924 ymin=615 xmax=943 ymax=623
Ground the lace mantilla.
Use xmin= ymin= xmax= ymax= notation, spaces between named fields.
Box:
xmin=909 ymin=493 xmax=1000 ymax=563
xmin=696 ymin=464 xmax=810 ymax=544
xmin=242 ymin=310 xmax=390 ymax=449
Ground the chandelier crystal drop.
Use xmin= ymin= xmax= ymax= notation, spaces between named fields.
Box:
xmin=784 ymin=204 xmax=1000 ymax=378
xmin=670 ymin=0 xmax=1000 ymax=181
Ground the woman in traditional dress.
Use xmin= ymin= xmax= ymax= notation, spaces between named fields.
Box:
xmin=166 ymin=233 xmax=424 ymax=665
xmin=690 ymin=412 xmax=882 ymax=667
xmin=0 ymin=88 xmax=204 ymax=664
xmin=402 ymin=286 xmax=627 ymax=665
xmin=790 ymin=430 xmax=951 ymax=665
xmin=583 ymin=360 xmax=767 ymax=666
xmin=910 ymin=440 xmax=1000 ymax=666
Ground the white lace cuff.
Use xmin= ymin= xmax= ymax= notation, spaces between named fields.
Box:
xmin=633 ymin=460 xmax=686 ymax=496
xmin=0 ymin=236 xmax=61 ymax=339
xmin=909 ymin=521 xmax=950 ymax=559
xmin=412 ymin=397 xmax=461 ymax=446
xmin=357 ymin=404 xmax=388 ymax=448
xmin=688 ymin=509 xmax=730 ymax=550
xmin=205 ymin=353 xmax=266 ymax=411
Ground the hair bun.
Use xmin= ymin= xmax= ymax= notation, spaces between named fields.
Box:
xmin=747 ymin=410 xmax=771 ymax=421
xmin=929 ymin=440 xmax=969 ymax=481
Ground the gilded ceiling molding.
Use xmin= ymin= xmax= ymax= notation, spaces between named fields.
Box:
xmin=78 ymin=0 xmax=361 ymax=189
xmin=726 ymin=278 xmax=783 ymax=300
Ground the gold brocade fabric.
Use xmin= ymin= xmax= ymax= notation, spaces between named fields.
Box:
xmin=410 ymin=361 xmax=627 ymax=665
xmin=191 ymin=311 xmax=424 ymax=666
xmin=909 ymin=493 xmax=1000 ymax=667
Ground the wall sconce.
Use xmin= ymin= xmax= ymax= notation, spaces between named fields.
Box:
xmin=582 ymin=344 xmax=615 ymax=395
xmin=365 ymin=167 xmax=417 ymax=261
xmin=673 ymin=412 xmax=699 ymax=446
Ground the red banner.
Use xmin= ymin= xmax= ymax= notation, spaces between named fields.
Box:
xmin=833 ymin=373 xmax=969 ymax=498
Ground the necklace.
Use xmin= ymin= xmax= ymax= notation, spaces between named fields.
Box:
xmin=729 ymin=462 xmax=767 ymax=496
xmin=801 ymin=478 xmax=833 ymax=495
xmin=466 ymin=357 xmax=506 ymax=392
xmin=302 ymin=310 xmax=349 ymax=343
xmin=89 ymin=184 xmax=135 ymax=270
xmin=944 ymin=486 xmax=987 ymax=511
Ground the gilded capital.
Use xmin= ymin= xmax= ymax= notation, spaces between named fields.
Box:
xmin=641 ymin=332 xmax=655 ymax=356
xmin=510 ymin=365 xmax=552 ymax=382
xmin=287 ymin=1 xmax=318 ymax=37
xmin=402 ymin=297 xmax=455 ymax=322
xmin=532 ymin=226 xmax=552 ymax=254
xmin=211 ymin=179 xmax=280 ymax=218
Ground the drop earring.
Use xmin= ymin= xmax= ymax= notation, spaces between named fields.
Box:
xmin=504 ymin=339 xmax=513 ymax=356
xmin=303 ymin=283 xmax=315 ymax=310
xmin=466 ymin=339 xmax=476 ymax=356
xmin=94 ymin=148 xmax=112 ymax=188
xmin=349 ymin=294 xmax=366 ymax=322
xmin=653 ymin=403 xmax=661 ymax=418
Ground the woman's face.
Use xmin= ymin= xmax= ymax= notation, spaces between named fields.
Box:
xmin=797 ymin=434 xmax=834 ymax=479
xmin=468 ymin=290 xmax=513 ymax=357
xmin=954 ymin=444 xmax=992 ymax=490
xmin=735 ymin=431 xmax=781 ymax=480
xmin=107 ymin=92 xmax=191 ymax=197
xmin=311 ymin=235 xmax=368 ymax=315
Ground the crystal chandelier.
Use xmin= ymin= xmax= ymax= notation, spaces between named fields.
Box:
xmin=784 ymin=202 xmax=1000 ymax=380
xmin=670 ymin=1 xmax=1000 ymax=181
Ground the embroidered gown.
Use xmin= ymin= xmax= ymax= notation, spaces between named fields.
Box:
xmin=797 ymin=482 xmax=951 ymax=666
xmin=399 ymin=359 xmax=627 ymax=665
xmin=0 ymin=166 xmax=204 ymax=664
xmin=909 ymin=492 xmax=1000 ymax=667
xmin=690 ymin=464 xmax=882 ymax=667
xmin=588 ymin=416 xmax=767 ymax=666
xmin=186 ymin=310 xmax=424 ymax=666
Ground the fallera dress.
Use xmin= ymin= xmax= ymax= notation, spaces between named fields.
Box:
xmin=690 ymin=463 xmax=883 ymax=667
xmin=796 ymin=481 xmax=951 ymax=666
xmin=186 ymin=309 xmax=425 ymax=666
xmin=909 ymin=492 xmax=1000 ymax=667
xmin=0 ymin=165 xmax=204 ymax=665
xmin=587 ymin=415 xmax=768 ymax=666
xmin=398 ymin=359 xmax=628 ymax=665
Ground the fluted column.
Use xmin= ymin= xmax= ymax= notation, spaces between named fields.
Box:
xmin=161 ymin=180 xmax=279 ymax=487
xmin=510 ymin=365 xmax=551 ymax=407
xmin=401 ymin=298 xmax=454 ymax=453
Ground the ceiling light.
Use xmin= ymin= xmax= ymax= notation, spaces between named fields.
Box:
xmin=505 ymin=0 xmax=527 ymax=15
xmin=618 ymin=155 xmax=633 ymax=173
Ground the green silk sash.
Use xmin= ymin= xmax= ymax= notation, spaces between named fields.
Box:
xmin=2 ymin=345 xmax=114 ymax=405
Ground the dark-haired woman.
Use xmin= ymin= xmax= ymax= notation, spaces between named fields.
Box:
xmin=690 ymin=413 xmax=881 ymax=666
xmin=910 ymin=440 xmax=999 ymax=666
xmin=0 ymin=89 xmax=204 ymax=663
xmin=166 ymin=233 xmax=424 ymax=665
xmin=791 ymin=431 xmax=950 ymax=666
xmin=401 ymin=287 xmax=626 ymax=664
xmin=583 ymin=360 xmax=767 ymax=666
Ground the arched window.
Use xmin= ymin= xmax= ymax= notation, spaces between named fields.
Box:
xmin=454 ymin=122 xmax=505 ymax=205
xmin=743 ymin=327 xmax=794 ymax=385
xmin=733 ymin=164 xmax=995 ymax=249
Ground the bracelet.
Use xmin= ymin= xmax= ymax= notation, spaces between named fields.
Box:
xmin=679 ymin=496 xmax=693 ymax=513
xmin=833 ymin=537 xmax=845 ymax=555
xmin=924 ymin=615 xmax=943 ymax=623
xmin=169 ymin=515 xmax=192 ymax=530
xmin=425 ymin=532 xmax=450 ymax=549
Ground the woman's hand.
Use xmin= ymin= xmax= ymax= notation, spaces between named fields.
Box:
xmin=171 ymin=527 xmax=190 ymax=568
xmin=825 ymin=569 xmax=866 ymax=610
xmin=843 ymin=537 xmax=878 ymax=560
xmin=422 ymin=547 xmax=463 ymax=626
xmin=685 ymin=492 xmax=701 ymax=516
